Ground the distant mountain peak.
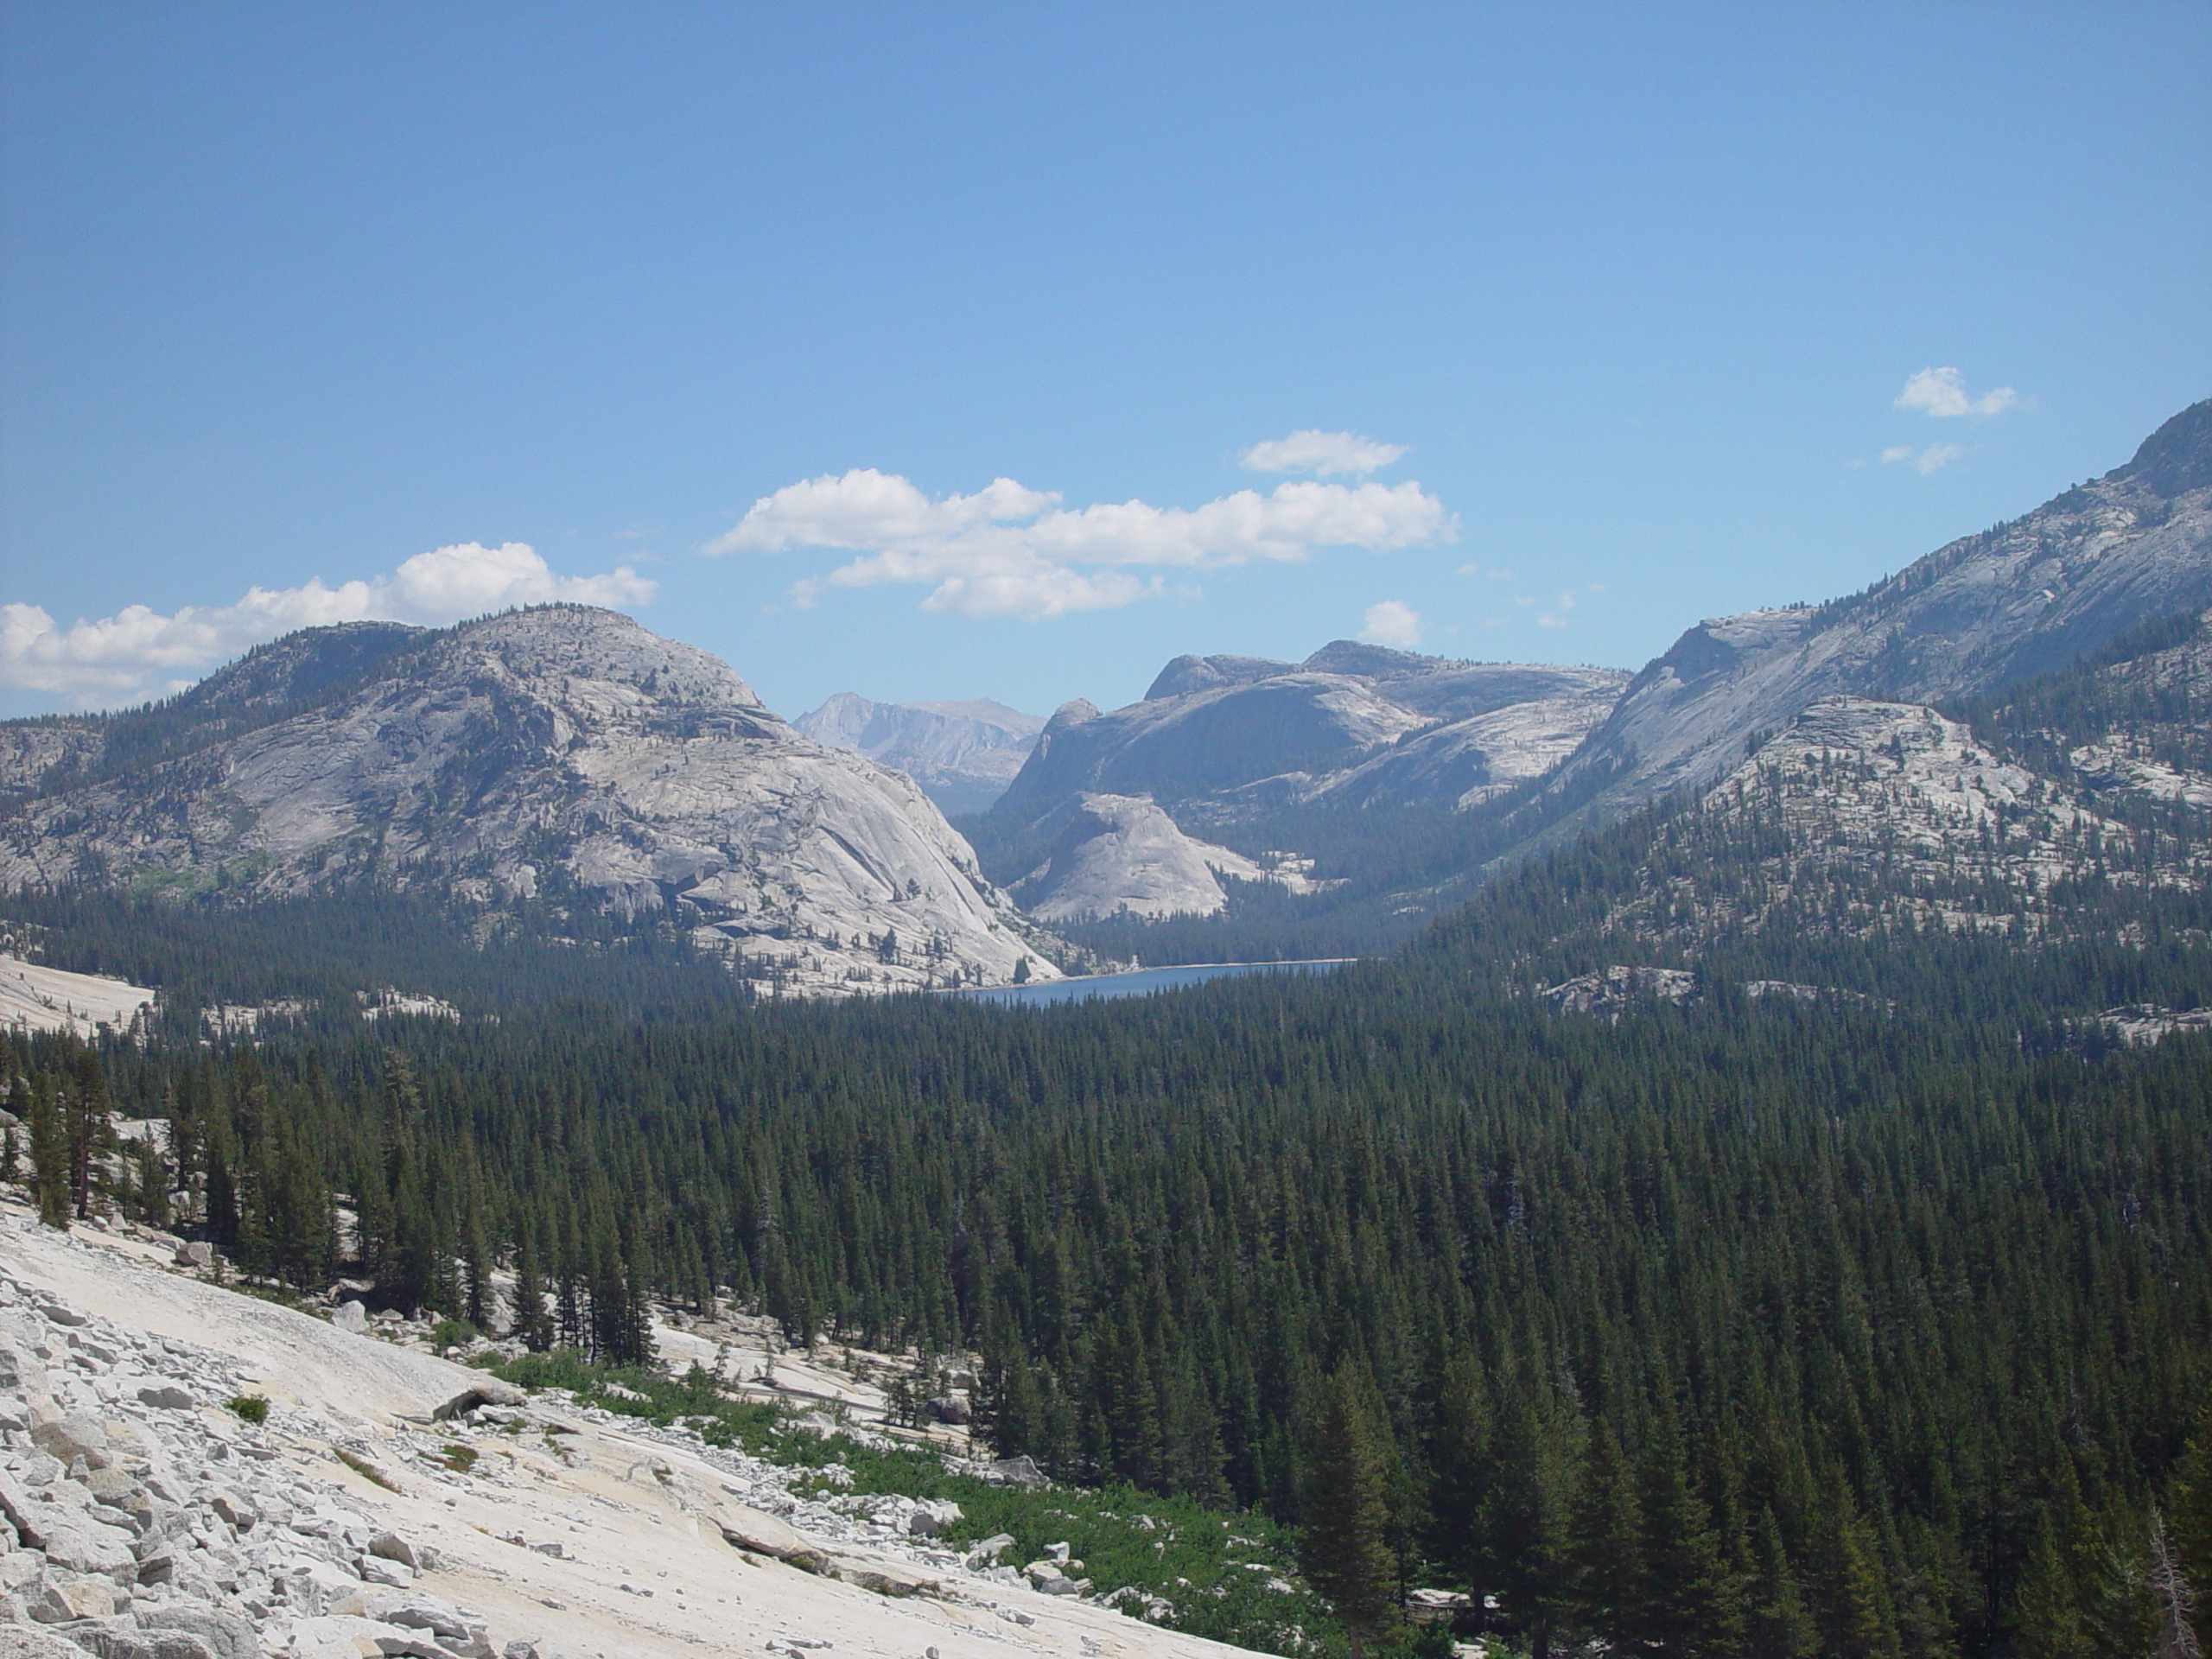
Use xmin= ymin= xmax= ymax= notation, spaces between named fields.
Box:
xmin=793 ymin=691 xmax=1046 ymax=816
xmin=2113 ymin=396 xmax=2212 ymax=499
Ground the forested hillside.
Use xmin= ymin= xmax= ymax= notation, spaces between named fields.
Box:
xmin=8 ymin=846 xmax=2212 ymax=1656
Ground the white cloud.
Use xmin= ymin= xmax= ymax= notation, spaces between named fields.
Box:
xmin=2 ymin=542 xmax=655 ymax=704
xmin=1896 ymin=366 xmax=2018 ymax=418
xmin=1238 ymin=429 xmax=1409 ymax=476
xmin=710 ymin=467 xmax=1456 ymax=621
xmin=1359 ymin=601 xmax=1422 ymax=649
xmin=1536 ymin=583 xmax=1605 ymax=629
xmin=1881 ymin=442 xmax=1965 ymax=475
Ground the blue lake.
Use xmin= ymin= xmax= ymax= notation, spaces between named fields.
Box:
xmin=956 ymin=958 xmax=1355 ymax=1008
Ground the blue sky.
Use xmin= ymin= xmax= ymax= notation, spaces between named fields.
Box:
xmin=3 ymin=3 xmax=2208 ymax=721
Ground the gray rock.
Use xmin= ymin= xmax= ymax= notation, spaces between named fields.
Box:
xmin=24 ymin=1571 xmax=119 ymax=1621
xmin=132 ymin=1382 xmax=193 ymax=1412
xmin=429 ymin=1380 xmax=524 ymax=1421
xmin=169 ymin=1243 xmax=212 ymax=1271
xmin=35 ymin=1520 xmax=137 ymax=1577
xmin=713 ymin=1503 xmax=830 ymax=1573
xmin=367 ymin=1531 xmax=433 ymax=1572
xmin=134 ymin=1605 xmax=257 ymax=1659
xmin=358 ymin=1554 xmax=412 ymax=1587
xmin=329 ymin=1301 xmax=370 ymax=1337
xmin=984 ymin=1455 xmax=1046 ymax=1487
xmin=963 ymin=1532 xmax=1015 ymax=1567
xmin=0 ymin=1627 xmax=99 ymax=1659
xmin=362 ymin=1588 xmax=471 ymax=1639
xmin=39 ymin=1622 xmax=217 ymax=1659
xmin=29 ymin=1414 xmax=112 ymax=1471
xmin=906 ymin=1498 xmax=963 ymax=1536
xmin=0 ymin=1550 xmax=45 ymax=1591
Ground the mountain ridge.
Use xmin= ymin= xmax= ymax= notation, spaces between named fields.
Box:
xmin=0 ymin=607 xmax=1058 ymax=996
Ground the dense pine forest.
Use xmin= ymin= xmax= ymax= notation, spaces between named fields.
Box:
xmin=7 ymin=891 xmax=2212 ymax=1656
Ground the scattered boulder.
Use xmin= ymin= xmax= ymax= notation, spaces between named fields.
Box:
xmin=29 ymin=1411 xmax=113 ymax=1471
xmin=329 ymin=1300 xmax=370 ymax=1336
xmin=1407 ymin=1586 xmax=1475 ymax=1625
xmin=0 ymin=1624 xmax=99 ymax=1657
xmin=359 ymin=1553 xmax=414 ymax=1586
xmin=368 ymin=1530 xmax=435 ymax=1572
xmin=25 ymin=1568 xmax=120 ymax=1621
xmin=906 ymin=1497 xmax=963 ymax=1536
xmin=964 ymin=1532 xmax=1015 ymax=1568
xmin=983 ymin=1454 xmax=1046 ymax=1487
xmin=133 ymin=1381 xmax=194 ymax=1411
xmin=133 ymin=1606 xmax=257 ymax=1659
xmin=429 ymin=1380 xmax=524 ymax=1422
xmin=170 ymin=1243 xmax=213 ymax=1271
xmin=362 ymin=1588 xmax=477 ymax=1642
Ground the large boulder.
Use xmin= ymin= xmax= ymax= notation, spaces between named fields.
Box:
xmin=429 ymin=1380 xmax=524 ymax=1422
xmin=713 ymin=1503 xmax=829 ymax=1573
xmin=29 ymin=1411 xmax=113 ymax=1471
xmin=823 ymin=1554 xmax=939 ymax=1599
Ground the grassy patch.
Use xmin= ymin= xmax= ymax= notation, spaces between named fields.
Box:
xmin=224 ymin=1393 xmax=269 ymax=1425
xmin=480 ymin=1348 xmax=1337 ymax=1655
xmin=483 ymin=1351 xmax=785 ymax=1455
xmin=335 ymin=1448 xmax=397 ymax=1491
xmin=440 ymin=1443 xmax=479 ymax=1474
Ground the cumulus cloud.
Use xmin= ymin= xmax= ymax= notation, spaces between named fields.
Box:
xmin=1897 ymin=366 xmax=2018 ymax=419
xmin=710 ymin=467 xmax=1455 ymax=620
xmin=2 ymin=542 xmax=655 ymax=704
xmin=1239 ymin=429 xmax=1409 ymax=476
xmin=1359 ymin=601 xmax=1422 ymax=649
xmin=1881 ymin=442 xmax=1965 ymax=475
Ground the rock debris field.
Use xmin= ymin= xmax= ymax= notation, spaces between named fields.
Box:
xmin=0 ymin=1202 xmax=1251 ymax=1659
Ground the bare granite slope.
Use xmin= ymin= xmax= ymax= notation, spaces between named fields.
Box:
xmin=0 ymin=609 xmax=1055 ymax=998
xmin=0 ymin=1205 xmax=1253 ymax=1659
xmin=1560 ymin=398 xmax=2212 ymax=810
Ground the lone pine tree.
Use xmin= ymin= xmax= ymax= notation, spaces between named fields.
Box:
xmin=1299 ymin=1370 xmax=1402 ymax=1659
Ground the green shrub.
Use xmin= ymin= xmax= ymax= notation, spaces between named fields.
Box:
xmin=225 ymin=1394 xmax=269 ymax=1425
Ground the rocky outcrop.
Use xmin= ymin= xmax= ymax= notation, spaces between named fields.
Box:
xmin=792 ymin=694 xmax=1044 ymax=817
xmin=1007 ymin=794 xmax=1319 ymax=923
xmin=0 ymin=960 xmax=154 ymax=1041
xmin=1560 ymin=399 xmax=2212 ymax=810
xmin=0 ymin=608 xmax=1056 ymax=997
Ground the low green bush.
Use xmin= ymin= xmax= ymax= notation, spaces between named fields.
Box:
xmin=224 ymin=1394 xmax=269 ymax=1425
